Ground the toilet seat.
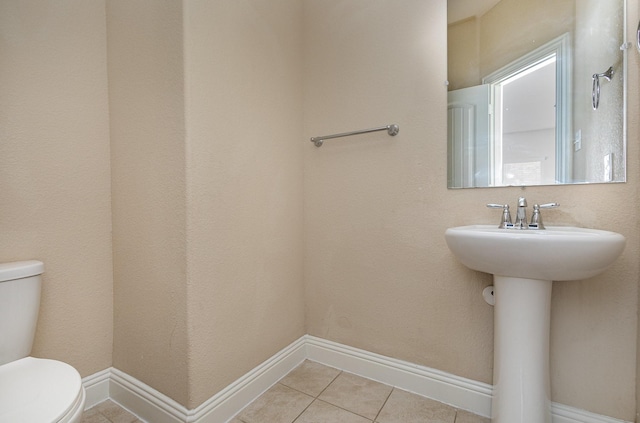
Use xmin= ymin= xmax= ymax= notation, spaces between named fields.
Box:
xmin=0 ymin=356 xmax=85 ymax=423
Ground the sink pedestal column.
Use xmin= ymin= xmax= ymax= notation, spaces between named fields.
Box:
xmin=493 ymin=276 xmax=552 ymax=423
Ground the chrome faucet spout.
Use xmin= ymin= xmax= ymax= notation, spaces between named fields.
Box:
xmin=514 ymin=197 xmax=528 ymax=229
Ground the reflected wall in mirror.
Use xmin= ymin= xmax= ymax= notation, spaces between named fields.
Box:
xmin=447 ymin=0 xmax=626 ymax=188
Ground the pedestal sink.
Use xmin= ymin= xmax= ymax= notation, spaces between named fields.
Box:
xmin=445 ymin=225 xmax=625 ymax=423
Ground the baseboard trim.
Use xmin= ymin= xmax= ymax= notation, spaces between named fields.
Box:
xmin=84 ymin=336 xmax=307 ymax=423
xmin=82 ymin=367 xmax=111 ymax=409
xmin=190 ymin=336 xmax=306 ymax=423
xmin=551 ymin=403 xmax=632 ymax=423
xmin=82 ymin=335 xmax=631 ymax=423
xmin=110 ymin=368 xmax=187 ymax=423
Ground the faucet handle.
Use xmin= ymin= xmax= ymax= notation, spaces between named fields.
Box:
xmin=538 ymin=202 xmax=560 ymax=209
xmin=529 ymin=203 xmax=560 ymax=229
xmin=487 ymin=203 xmax=513 ymax=228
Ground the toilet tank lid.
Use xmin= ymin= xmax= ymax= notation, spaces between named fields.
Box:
xmin=0 ymin=261 xmax=44 ymax=282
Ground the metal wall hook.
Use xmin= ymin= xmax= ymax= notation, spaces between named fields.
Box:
xmin=594 ymin=66 xmax=614 ymax=82
xmin=592 ymin=66 xmax=614 ymax=110
xmin=636 ymin=19 xmax=640 ymax=53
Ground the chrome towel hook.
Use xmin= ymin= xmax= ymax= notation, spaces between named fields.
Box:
xmin=592 ymin=66 xmax=614 ymax=110
xmin=636 ymin=19 xmax=640 ymax=53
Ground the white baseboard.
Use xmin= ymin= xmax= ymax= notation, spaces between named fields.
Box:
xmin=551 ymin=403 xmax=632 ymax=423
xmin=82 ymin=335 xmax=631 ymax=423
xmin=83 ymin=336 xmax=307 ymax=423
xmin=81 ymin=367 xmax=111 ymax=409
xmin=110 ymin=368 xmax=187 ymax=423
xmin=191 ymin=336 xmax=306 ymax=423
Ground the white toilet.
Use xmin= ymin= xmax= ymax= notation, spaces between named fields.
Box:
xmin=0 ymin=261 xmax=85 ymax=423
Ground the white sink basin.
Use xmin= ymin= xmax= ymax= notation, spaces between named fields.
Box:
xmin=445 ymin=224 xmax=625 ymax=422
xmin=445 ymin=225 xmax=625 ymax=281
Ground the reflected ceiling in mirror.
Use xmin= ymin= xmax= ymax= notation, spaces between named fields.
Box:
xmin=447 ymin=0 xmax=627 ymax=188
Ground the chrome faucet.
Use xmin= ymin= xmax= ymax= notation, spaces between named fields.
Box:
xmin=514 ymin=197 xmax=528 ymax=229
xmin=487 ymin=197 xmax=559 ymax=230
xmin=529 ymin=203 xmax=560 ymax=229
xmin=486 ymin=203 xmax=512 ymax=228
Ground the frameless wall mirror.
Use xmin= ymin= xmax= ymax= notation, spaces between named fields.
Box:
xmin=447 ymin=0 xmax=627 ymax=188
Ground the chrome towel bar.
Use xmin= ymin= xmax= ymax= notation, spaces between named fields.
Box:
xmin=310 ymin=124 xmax=399 ymax=147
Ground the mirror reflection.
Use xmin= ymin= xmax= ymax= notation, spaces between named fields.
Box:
xmin=447 ymin=0 xmax=626 ymax=188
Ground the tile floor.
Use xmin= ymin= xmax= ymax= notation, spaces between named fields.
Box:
xmin=232 ymin=361 xmax=489 ymax=423
xmin=83 ymin=360 xmax=489 ymax=423
xmin=81 ymin=399 xmax=143 ymax=423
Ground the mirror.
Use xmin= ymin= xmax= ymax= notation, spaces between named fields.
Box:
xmin=447 ymin=0 xmax=626 ymax=188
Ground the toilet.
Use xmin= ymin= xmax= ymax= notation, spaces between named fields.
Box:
xmin=0 ymin=261 xmax=85 ymax=422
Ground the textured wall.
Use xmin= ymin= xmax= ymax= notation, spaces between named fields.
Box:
xmin=184 ymin=0 xmax=305 ymax=408
xmin=447 ymin=17 xmax=481 ymax=91
xmin=3 ymin=1 xmax=637 ymax=419
xmin=573 ymin=0 xmax=625 ymax=182
xmin=109 ymin=0 xmax=305 ymax=408
xmin=304 ymin=0 xmax=495 ymax=386
xmin=479 ymin=0 xmax=575 ymax=78
xmin=108 ymin=0 xmax=189 ymax=405
xmin=448 ymin=0 xmax=575 ymax=90
xmin=303 ymin=0 xmax=638 ymax=420
xmin=0 ymin=0 xmax=113 ymax=376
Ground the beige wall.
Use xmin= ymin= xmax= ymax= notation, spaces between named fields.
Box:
xmin=479 ymin=0 xmax=575 ymax=78
xmin=447 ymin=17 xmax=480 ymax=91
xmin=108 ymin=0 xmax=305 ymax=408
xmin=0 ymin=1 xmax=113 ymax=376
xmin=304 ymin=0 xmax=494 ymax=385
xmin=304 ymin=0 xmax=638 ymax=420
xmin=183 ymin=0 xmax=305 ymax=407
xmin=108 ymin=0 xmax=189 ymax=405
xmin=3 ymin=1 xmax=639 ymax=419
xmin=573 ymin=0 xmax=625 ymax=182
xmin=448 ymin=0 xmax=575 ymax=89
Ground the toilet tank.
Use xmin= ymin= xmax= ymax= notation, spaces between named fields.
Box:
xmin=0 ymin=261 xmax=44 ymax=366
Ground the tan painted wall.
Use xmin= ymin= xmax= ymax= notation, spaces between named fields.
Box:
xmin=448 ymin=0 xmax=575 ymax=89
xmin=184 ymin=0 xmax=305 ymax=408
xmin=107 ymin=0 xmax=189 ymax=405
xmin=3 ymin=1 xmax=638 ymax=418
xmin=108 ymin=0 xmax=305 ymax=408
xmin=447 ymin=17 xmax=480 ymax=91
xmin=304 ymin=0 xmax=638 ymax=420
xmin=0 ymin=1 xmax=113 ymax=376
xmin=479 ymin=0 xmax=575 ymax=78
xmin=573 ymin=0 xmax=625 ymax=182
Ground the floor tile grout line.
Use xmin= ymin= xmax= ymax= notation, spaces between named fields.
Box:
xmin=314 ymin=369 xmax=343 ymax=398
xmin=289 ymin=397 xmax=316 ymax=423
xmin=283 ymin=368 xmax=381 ymax=423
xmin=311 ymin=398 xmax=375 ymax=422
xmin=310 ymin=370 xmax=388 ymax=422
xmin=232 ymin=363 xmax=341 ymax=423
xmin=277 ymin=366 xmax=342 ymax=400
xmin=372 ymin=386 xmax=395 ymax=422
xmin=278 ymin=370 xmax=344 ymax=400
xmin=288 ymin=368 xmax=345 ymax=423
